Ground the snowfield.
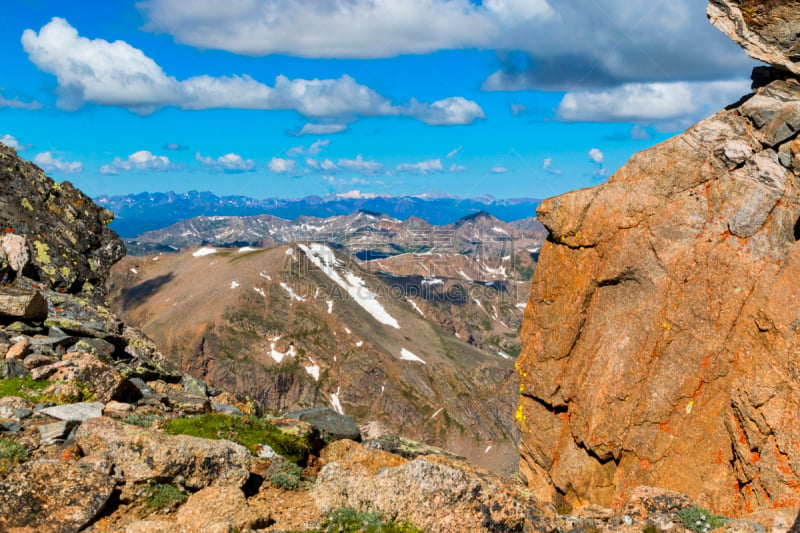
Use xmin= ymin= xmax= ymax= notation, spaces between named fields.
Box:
xmin=298 ymin=243 xmax=400 ymax=329
xmin=400 ymin=348 xmax=426 ymax=364
xmin=192 ymin=247 xmax=217 ymax=257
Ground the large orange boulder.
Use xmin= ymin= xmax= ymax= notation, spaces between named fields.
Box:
xmin=517 ymin=70 xmax=800 ymax=515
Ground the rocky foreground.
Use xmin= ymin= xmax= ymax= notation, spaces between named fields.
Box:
xmin=518 ymin=0 xmax=800 ymax=517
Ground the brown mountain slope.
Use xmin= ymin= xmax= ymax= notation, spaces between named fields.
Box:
xmin=108 ymin=243 xmax=520 ymax=473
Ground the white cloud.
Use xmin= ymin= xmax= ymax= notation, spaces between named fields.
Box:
xmin=100 ymin=150 xmax=173 ymax=174
xmin=287 ymin=139 xmax=330 ymax=157
xmin=296 ymin=123 xmax=348 ymax=136
xmin=140 ymin=0 xmax=749 ymax=95
xmin=449 ymin=163 xmax=467 ymax=172
xmin=1 ymin=135 xmax=21 ymax=150
xmin=338 ymin=155 xmax=384 ymax=176
xmin=557 ymin=80 xmax=750 ymax=123
xmin=588 ymin=149 xmax=604 ymax=164
xmin=397 ymin=159 xmax=444 ymax=175
xmin=510 ymin=102 xmax=527 ymax=116
xmin=408 ymin=97 xmax=485 ymax=126
xmin=491 ymin=166 xmax=509 ymax=174
xmin=0 ymin=93 xmax=41 ymax=110
xmin=196 ymin=152 xmax=256 ymax=172
xmin=336 ymin=190 xmax=378 ymax=199
xmin=446 ymin=146 xmax=463 ymax=159
xmin=306 ymin=158 xmax=338 ymax=172
xmin=138 ymin=0 xmax=552 ymax=58
xmin=22 ymin=18 xmax=484 ymax=126
xmin=542 ymin=158 xmax=563 ymax=175
xmin=33 ymin=152 xmax=82 ymax=174
xmin=268 ymin=157 xmax=298 ymax=174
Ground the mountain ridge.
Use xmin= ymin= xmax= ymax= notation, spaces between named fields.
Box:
xmin=95 ymin=190 xmax=541 ymax=237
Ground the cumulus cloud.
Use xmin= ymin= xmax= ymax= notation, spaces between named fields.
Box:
xmin=100 ymin=150 xmax=174 ymax=174
xmin=491 ymin=166 xmax=509 ymax=174
xmin=196 ymin=152 xmax=256 ymax=172
xmin=138 ymin=0 xmax=552 ymax=58
xmin=33 ymin=152 xmax=82 ymax=174
xmin=1 ymin=135 xmax=22 ymax=150
xmin=408 ymin=97 xmax=485 ymax=126
xmin=139 ymin=0 xmax=749 ymax=94
xmin=22 ymin=18 xmax=484 ymax=126
xmin=295 ymin=123 xmax=348 ymax=136
xmin=588 ymin=149 xmax=604 ymax=164
xmin=557 ymin=80 xmax=751 ymax=123
xmin=338 ymin=155 xmax=384 ymax=176
xmin=267 ymin=158 xmax=298 ymax=174
xmin=396 ymin=159 xmax=444 ymax=175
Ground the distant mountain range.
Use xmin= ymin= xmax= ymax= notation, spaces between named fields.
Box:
xmin=95 ymin=191 xmax=541 ymax=238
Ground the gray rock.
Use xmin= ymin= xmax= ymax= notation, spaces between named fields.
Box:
xmin=0 ymin=359 xmax=30 ymax=378
xmin=38 ymin=420 xmax=73 ymax=445
xmin=181 ymin=374 xmax=208 ymax=396
xmin=22 ymin=353 xmax=57 ymax=369
xmin=40 ymin=402 xmax=105 ymax=422
xmin=211 ymin=401 xmax=243 ymax=415
xmin=68 ymin=337 xmax=117 ymax=361
xmin=284 ymin=407 xmax=361 ymax=442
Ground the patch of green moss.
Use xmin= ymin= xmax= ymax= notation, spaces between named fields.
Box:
xmin=141 ymin=483 xmax=187 ymax=511
xmin=307 ymin=507 xmax=424 ymax=533
xmin=0 ymin=436 xmax=27 ymax=477
xmin=162 ymin=413 xmax=311 ymax=464
xmin=0 ymin=377 xmax=51 ymax=402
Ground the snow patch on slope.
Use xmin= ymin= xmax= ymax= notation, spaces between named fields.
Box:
xmin=330 ymin=387 xmax=344 ymax=415
xmin=280 ymin=282 xmax=306 ymax=302
xmin=400 ymin=348 xmax=426 ymax=364
xmin=193 ymin=247 xmax=217 ymax=257
xmin=298 ymin=243 xmax=400 ymax=329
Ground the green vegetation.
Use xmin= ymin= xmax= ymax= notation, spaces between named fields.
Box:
xmin=677 ymin=506 xmax=729 ymax=533
xmin=269 ymin=462 xmax=305 ymax=490
xmin=162 ymin=413 xmax=311 ymax=464
xmin=298 ymin=507 xmax=424 ymax=533
xmin=141 ymin=483 xmax=188 ymax=511
xmin=123 ymin=413 xmax=158 ymax=428
xmin=0 ymin=436 xmax=28 ymax=477
xmin=0 ymin=377 xmax=52 ymax=402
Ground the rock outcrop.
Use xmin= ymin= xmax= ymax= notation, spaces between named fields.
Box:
xmin=517 ymin=1 xmax=800 ymax=516
xmin=0 ymin=143 xmax=124 ymax=297
xmin=708 ymin=0 xmax=800 ymax=75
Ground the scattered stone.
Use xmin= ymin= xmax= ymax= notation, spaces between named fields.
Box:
xmin=622 ymin=486 xmax=695 ymax=519
xmin=0 ymin=232 xmax=29 ymax=273
xmin=285 ymin=407 xmax=361 ymax=442
xmin=0 ymin=460 xmax=115 ymax=533
xmin=181 ymin=374 xmax=208 ymax=396
xmin=40 ymin=402 xmax=105 ymax=422
xmin=75 ymin=417 xmax=250 ymax=491
xmin=167 ymin=393 xmax=211 ymax=414
xmin=5 ymin=321 xmax=42 ymax=334
xmin=0 ymin=288 xmax=47 ymax=320
xmin=67 ymin=337 xmax=116 ymax=362
xmin=364 ymin=434 xmax=465 ymax=461
xmin=38 ymin=420 xmax=74 ymax=445
xmin=22 ymin=352 xmax=56 ymax=369
xmin=103 ymin=400 xmax=134 ymax=416
xmin=41 ymin=381 xmax=84 ymax=403
xmin=1 ymin=358 xmax=30 ymax=378
xmin=5 ymin=337 xmax=30 ymax=360
xmin=175 ymin=486 xmax=272 ymax=531
xmin=33 ymin=353 xmax=139 ymax=403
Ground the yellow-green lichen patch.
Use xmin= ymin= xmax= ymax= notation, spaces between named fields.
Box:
xmin=20 ymin=198 xmax=33 ymax=211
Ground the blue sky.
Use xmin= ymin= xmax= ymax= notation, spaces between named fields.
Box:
xmin=1 ymin=0 xmax=755 ymax=200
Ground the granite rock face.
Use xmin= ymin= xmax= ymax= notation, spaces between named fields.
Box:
xmin=0 ymin=143 xmax=124 ymax=296
xmin=708 ymin=0 xmax=800 ymax=75
xmin=516 ymin=72 xmax=800 ymax=515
